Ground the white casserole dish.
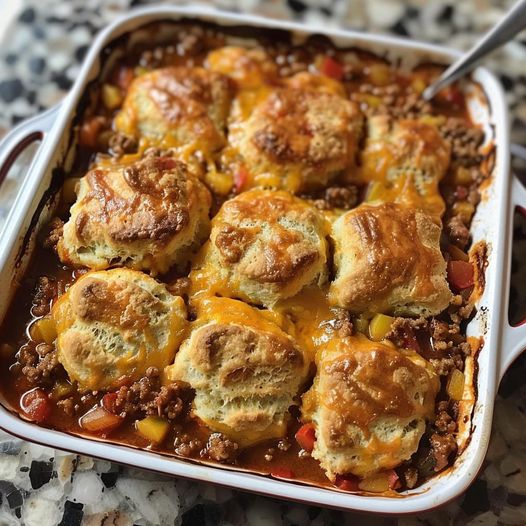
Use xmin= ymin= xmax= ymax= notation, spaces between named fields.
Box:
xmin=0 ymin=5 xmax=525 ymax=514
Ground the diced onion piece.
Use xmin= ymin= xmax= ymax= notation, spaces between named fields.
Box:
xmin=32 ymin=317 xmax=57 ymax=344
xmin=448 ymin=244 xmax=469 ymax=262
xmin=369 ymin=313 xmax=394 ymax=342
xmin=52 ymin=381 xmax=74 ymax=400
xmin=62 ymin=178 xmax=81 ymax=204
xmin=136 ymin=416 xmax=170 ymax=444
xmin=354 ymin=316 xmax=370 ymax=334
xmin=358 ymin=472 xmax=391 ymax=493
xmin=80 ymin=406 xmax=123 ymax=434
xmin=295 ymin=423 xmax=316 ymax=452
xmin=101 ymin=84 xmax=123 ymax=110
xmin=447 ymin=369 xmax=465 ymax=401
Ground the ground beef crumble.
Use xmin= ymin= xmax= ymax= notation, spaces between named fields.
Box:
xmin=174 ymin=434 xmax=203 ymax=457
xmin=42 ymin=217 xmax=64 ymax=254
xmin=112 ymin=367 xmax=189 ymax=421
xmin=446 ymin=215 xmax=470 ymax=249
xmin=429 ymin=432 xmax=458 ymax=472
xmin=313 ymin=186 xmax=359 ymax=211
xmin=201 ymin=432 xmax=239 ymax=463
xmin=31 ymin=277 xmax=58 ymax=317
xmin=18 ymin=342 xmax=62 ymax=387
xmin=108 ymin=132 xmax=138 ymax=157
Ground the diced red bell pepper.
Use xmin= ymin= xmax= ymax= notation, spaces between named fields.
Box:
xmin=318 ymin=56 xmax=344 ymax=81
xmin=447 ymin=260 xmax=474 ymax=291
xmin=387 ymin=469 xmax=401 ymax=490
xmin=233 ymin=166 xmax=249 ymax=193
xmin=80 ymin=406 xmax=123 ymax=434
xmin=335 ymin=474 xmax=360 ymax=491
xmin=20 ymin=388 xmax=52 ymax=424
xmin=295 ymin=423 xmax=316 ymax=452
xmin=102 ymin=392 xmax=119 ymax=414
xmin=271 ymin=467 xmax=295 ymax=479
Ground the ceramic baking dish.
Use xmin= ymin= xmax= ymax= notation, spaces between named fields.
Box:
xmin=0 ymin=5 xmax=525 ymax=514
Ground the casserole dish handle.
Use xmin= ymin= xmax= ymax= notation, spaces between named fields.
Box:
xmin=0 ymin=105 xmax=61 ymax=189
xmin=499 ymin=175 xmax=526 ymax=383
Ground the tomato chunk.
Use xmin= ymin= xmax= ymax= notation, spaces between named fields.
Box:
xmin=21 ymin=388 xmax=51 ymax=423
xmin=318 ymin=56 xmax=344 ymax=80
xmin=271 ymin=467 xmax=295 ymax=479
xmin=78 ymin=116 xmax=104 ymax=149
xmin=233 ymin=166 xmax=249 ymax=193
xmin=436 ymin=85 xmax=464 ymax=107
xmin=80 ymin=406 xmax=123 ymax=434
xmin=113 ymin=65 xmax=134 ymax=92
xmin=447 ymin=260 xmax=474 ymax=291
xmin=335 ymin=474 xmax=360 ymax=491
xmin=295 ymin=423 xmax=316 ymax=452
xmin=102 ymin=392 xmax=119 ymax=414
xmin=387 ymin=469 xmax=401 ymax=490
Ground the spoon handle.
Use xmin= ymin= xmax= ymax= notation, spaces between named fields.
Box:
xmin=423 ymin=0 xmax=526 ymax=100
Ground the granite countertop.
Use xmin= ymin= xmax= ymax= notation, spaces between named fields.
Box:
xmin=0 ymin=1 xmax=526 ymax=525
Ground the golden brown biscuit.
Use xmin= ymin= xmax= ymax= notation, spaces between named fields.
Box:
xmin=165 ymin=297 xmax=308 ymax=446
xmin=329 ymin=202 xmax=452 ymax=316
xmin=52 ymin=268 xmax=187 ymax=391
xmin=226 ymin=73 xmax=363 ymax=193
xmin=191 ymin=189 xmax=329 ymax=307
xmin=302 ymin=334 xmax=439 ymax=479
xmin=359 ymin=116 xmax=451 ymax=217
xmin=58 ymin=156 xmax=211 ymax=275
xmin=206 ymin=46 xmax=278 ymax=90
xmin=114 ymin=67 xmax=233 ymax=156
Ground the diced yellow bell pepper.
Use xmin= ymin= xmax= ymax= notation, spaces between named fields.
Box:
xmin=32 ymin=317 xmax=57 ymax=344
xmin=101 ymin=83 xmax=123 ymax=111
xmin=205 ymin=171 xmax=233 ymax=196
xmin=136 ymin=416 xmax=170 ymax=444
xmin=368 ymin=63 xmax=391 ymax=87
xmin=62 ymin=178 xmax=81 ymax=204
xmin=369 ymin=313 xmax=394 ymax=342
xmin=452 ymin=201 xmax=475 ymax=224
xmin=453 ymin=167 xmax=473 ymax=186
xmin=366 ymin=182 xmax=386 ymax=202
xmin=447 ymin=369 xmax=465 ymax=401
xmin=411 ymin=77 xmax=426 ymax=94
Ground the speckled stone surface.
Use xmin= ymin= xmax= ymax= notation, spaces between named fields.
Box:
xmin=0 ymin=1 xmax=526 ymax=525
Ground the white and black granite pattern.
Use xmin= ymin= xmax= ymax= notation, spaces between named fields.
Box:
xmin=1 ymin=1 xmax=526 ymax=525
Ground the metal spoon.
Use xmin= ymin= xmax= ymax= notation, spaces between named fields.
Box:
xmin=422 ymin=0 xmax=526 ymax=101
